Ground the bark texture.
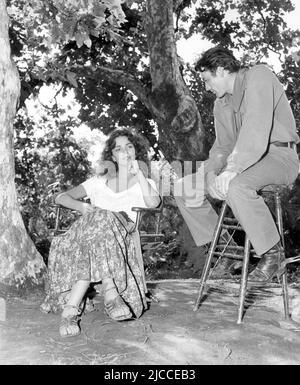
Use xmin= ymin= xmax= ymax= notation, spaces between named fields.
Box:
xmin=0 ymin=0 xmax=45 ymax=289
xmin=144 ymin=0 xmax=205 ymax=162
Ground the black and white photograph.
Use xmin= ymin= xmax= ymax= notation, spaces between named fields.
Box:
xmin=1 ymin=0 xmax=300 ymax=369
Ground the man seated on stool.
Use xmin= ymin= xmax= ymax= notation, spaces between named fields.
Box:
xmin=175 ymin=46 xmax=299 ymax=283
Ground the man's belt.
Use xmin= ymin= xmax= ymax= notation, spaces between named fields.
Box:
xmin=272 ymin=141 xmax=297 ymax=150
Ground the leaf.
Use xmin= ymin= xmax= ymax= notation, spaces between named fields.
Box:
xmin=291 ymin=50 xmax=300 ymax=63
xmin=66 ymin=71 xmax=78 ymax=87
xmin=74 ymin=32 xmax=85 ymax=48
xmin=84 ymin=37 xmax=92 ymax=48
xmin=94 ymin=15 xmax=106 ymax=29
xmin=93 ymin=3 xmax=107 ymax=17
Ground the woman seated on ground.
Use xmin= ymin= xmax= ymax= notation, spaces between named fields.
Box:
xmin=40 ymin=128 xmax=161 ymax=337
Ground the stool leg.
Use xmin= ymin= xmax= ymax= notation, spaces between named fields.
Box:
xmin=237 ymin=236 xmax=251 ymax=324
xmin=193 ymin=202 xmax=228 ymax=312
xmin=275 ymin=192 xmax=290 ymax=319
xmin=281 ymin=274 xmax=290 ymax=319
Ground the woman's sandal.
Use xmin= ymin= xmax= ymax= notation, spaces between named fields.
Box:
xmin=59 ymin=305 xmax=81 ymax=338
xmin=104 ymin=287 xmax=132 ymax=321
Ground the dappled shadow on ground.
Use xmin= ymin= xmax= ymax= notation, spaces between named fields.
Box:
xmin=1 ymin=279 xmax=300 ymax=365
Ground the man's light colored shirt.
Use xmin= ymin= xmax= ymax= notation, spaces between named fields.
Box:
xmin=205 ymin=64 xmax=299 ymax=174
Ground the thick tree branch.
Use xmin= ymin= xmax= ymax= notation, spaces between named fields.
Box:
xmin=142 ymin=0 xmax=204 ymax=161
xmin=97 ymin=66 xmax=165 ymax=119
xmin=80 ymin=65 xmax=165 ymax=120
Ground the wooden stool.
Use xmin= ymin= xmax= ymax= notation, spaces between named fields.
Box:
xmin=193 ymin=185 xmax=294 ymax=324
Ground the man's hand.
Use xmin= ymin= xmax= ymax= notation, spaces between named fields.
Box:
xmin=215 ymin=171 xmax=237 ymax=197
xmin=206 ymin=171 xmax=225 ymax=200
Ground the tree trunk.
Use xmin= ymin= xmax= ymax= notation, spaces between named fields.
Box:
xmin=0 ymin=0 xmax=45 ymax=291
xmin=143 ymin=0 xmax=207 ymax=265
xmin=144 ymin=0 xmax=205 ymax=164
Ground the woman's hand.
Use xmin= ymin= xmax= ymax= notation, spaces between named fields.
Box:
xmin=79 ymin=202 xmax=96 ymax=215
xmin=128 ymin=160 xmax=141 ymax=176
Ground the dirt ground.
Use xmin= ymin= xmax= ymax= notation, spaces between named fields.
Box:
xmin=1 ymin=278 xmax=300 ymax=365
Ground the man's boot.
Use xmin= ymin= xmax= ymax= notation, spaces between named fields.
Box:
xmin=210 ymin=230 xmax=243 ymax=279
xmin=248 ymin=241 xmax=283 ymax=285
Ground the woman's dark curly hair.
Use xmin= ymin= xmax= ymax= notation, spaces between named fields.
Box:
xmin=100 ymin=128 xmax=150 ymax=174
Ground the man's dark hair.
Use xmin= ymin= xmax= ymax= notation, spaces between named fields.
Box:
xmin=195 ymin=46 xmax=241 ymax=74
